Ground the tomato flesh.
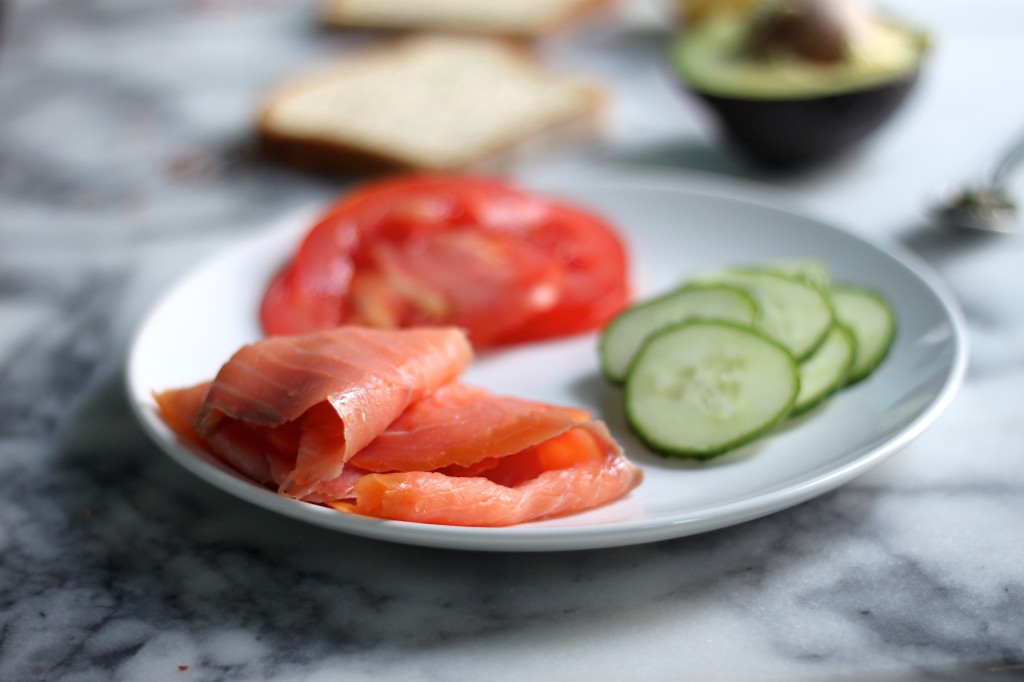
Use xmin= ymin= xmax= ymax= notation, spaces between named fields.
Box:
xmin=260 ymin=176 xmax=630 ymax=348
xmin=494 ymin=201 xmax=631 ymax=345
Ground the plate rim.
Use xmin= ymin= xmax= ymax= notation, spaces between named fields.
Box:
xmin=125 ymin=169 xmax=969 ymax=552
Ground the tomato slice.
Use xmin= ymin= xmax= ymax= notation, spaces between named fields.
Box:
xmin=349 ymin=228 xmax=564 ymax=347
xmin=494 ymin=201 xmax=631 ymax=345
xmin=326 ymin=175 xmax=528 ymax=242
xmin=261 ymin=176 xmax=629 ymax=347
xmin=260 ymin=214 xmax=359 ymax=336
xmin=261 ymin=264 xmax=309 ymax=336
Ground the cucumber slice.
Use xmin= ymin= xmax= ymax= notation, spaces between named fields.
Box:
xmin=792 ymin=324 xmax=856 ymax=415
xmin=832 ymin=286 xmax=896 ymax=384
xmin=625 ymin=320 xmax=799 ymax=458
xmin=701 ymin=269 xmax=834 ymax=361
xmin=769 ymin=260 xmax=832 ymax=290
xmin=599 ymin=284 xmax=758 ymax=383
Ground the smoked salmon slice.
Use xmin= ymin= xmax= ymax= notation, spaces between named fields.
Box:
xmin=191 ymin=326 xmax=471 ymax=497
xmin=153 ymin=326 xmax=642 ymax=526
xmin=154 ymin=381 xmax=293 ymax=488
xmin=338 ymin=423 xmax=641 ymax=526
xmin=348 ymin=383 xmax=592 ymax=472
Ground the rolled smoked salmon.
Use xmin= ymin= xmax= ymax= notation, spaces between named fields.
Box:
xmin=154 ymin=326 xmax=641 ymax=526
xmin=193 ymin=326 xmax=471 ymax=497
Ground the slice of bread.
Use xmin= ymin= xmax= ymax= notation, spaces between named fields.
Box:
xmin=259 ymin=36 xmax=603 ymax=175
xmin=322 ymin=0 xmax=610 ymax=40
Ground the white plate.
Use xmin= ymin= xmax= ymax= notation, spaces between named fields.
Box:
xmin=126 ymin=171 xmax=967 ymax=552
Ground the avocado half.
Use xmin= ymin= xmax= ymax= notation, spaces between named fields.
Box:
xmin=672 ymin=16 xmax=928 ymax=169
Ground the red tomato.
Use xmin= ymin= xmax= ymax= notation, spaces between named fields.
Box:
xmin=260 ymin=175 xmax=629 ymax=348
xmin=346 ymin=228 xmax=564 ymax=347
xmin=495 ymin=201 xmax=631 ymax=345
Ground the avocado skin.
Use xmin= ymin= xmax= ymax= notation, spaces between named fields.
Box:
xmin=690 ymin=70 xmax=919 ymax=169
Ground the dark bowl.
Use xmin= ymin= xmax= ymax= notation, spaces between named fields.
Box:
xmin=688 ymin=69 xmax=920 ymax=169
xmin=670 ymin=16 xmax=928 ymax=171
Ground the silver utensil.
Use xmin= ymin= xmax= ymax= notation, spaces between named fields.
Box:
xmin=931 ymin=134 xmax=1024 ymax=234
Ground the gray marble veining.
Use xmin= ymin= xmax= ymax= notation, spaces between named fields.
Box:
xmin=1 ymin=0 xmax=1022 ymax=680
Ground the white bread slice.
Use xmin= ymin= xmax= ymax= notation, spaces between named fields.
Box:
xmin=259 ymin=36 xmax=603 ymax=174
xmin=322 ymin=0 xmax=610 ymax=40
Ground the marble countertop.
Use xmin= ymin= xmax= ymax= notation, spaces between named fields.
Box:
xmin=1 ymin=0 xmax=1022 ymax=680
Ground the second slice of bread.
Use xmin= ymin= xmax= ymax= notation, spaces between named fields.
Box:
xmin=322 ymin=0 xmax=611 ymax=40
xmin=259 ymin=36 xmax=603 ymax=175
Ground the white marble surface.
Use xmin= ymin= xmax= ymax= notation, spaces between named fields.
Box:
xmin=1 ymin=0 xmax=1022 ymax=680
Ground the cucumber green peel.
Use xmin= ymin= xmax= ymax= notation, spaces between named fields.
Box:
xmin=793 ymin=324 xmax=856 ymax=416
xmin=601 ymin=261 xmax=897 ymax=459
xmin=832 ymin=286 xmax=897 ymax=385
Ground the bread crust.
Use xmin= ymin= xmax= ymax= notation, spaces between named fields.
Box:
xmin=260 ymin=102 xmax=603 ymax=175
xmin=257 ymin=36 xmax=605 ymax=175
